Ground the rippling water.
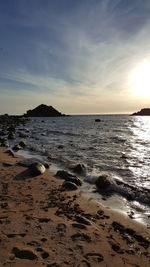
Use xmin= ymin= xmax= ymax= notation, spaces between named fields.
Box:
xmin=17 ymin=115 xmax=150 ymax=223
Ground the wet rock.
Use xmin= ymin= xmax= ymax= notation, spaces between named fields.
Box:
xmin=55 ymin=170 xmax=82 ymax=186
xmin=95 ymin=174 xmax=116 ymax=193
xmin=12 ymin=247 xmax=37 ymax=260
xmin=12 ymin=144 xmax=22 ymax=152
xmin=19 ymin=140 xmax=26 ymax=148
xmin=72 ymin=164 xmax=86 ymax=175
xmin=30 ymin=162 xmax=46 ymax=175
xmin=61 ymin=181 xmax=78 ymax=191
xmin=44 ymin=162 xmax=50 ymax=169
xmin=121 ymin=153 xmax=127 ymax=159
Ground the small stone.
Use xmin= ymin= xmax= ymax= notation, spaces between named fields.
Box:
xmin=62 ymin=181 xmax=78 ymax=191
xmin=19 ymin=140 xmax=26 ymax=148
xmin=30 ymin=162 xmax=46 ymax=175
xmin=73 ymin=164 xmax=86 ymax=174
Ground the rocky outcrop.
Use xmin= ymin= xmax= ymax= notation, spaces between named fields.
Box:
xmin=132 ymin=108 xmax=150 ymax=116
xmin=25 ymin=104 xmax=65 ymax=117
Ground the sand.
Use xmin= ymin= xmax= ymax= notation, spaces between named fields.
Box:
xmin=0 ymin=147 xmax=150 ymax=267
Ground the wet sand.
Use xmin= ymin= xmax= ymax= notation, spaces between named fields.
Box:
xmin=0 ymin=147 xmax=150 ymax=267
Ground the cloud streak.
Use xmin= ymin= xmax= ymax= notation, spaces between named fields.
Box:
xmin=0 ymin=0 xmax=150 ymax=114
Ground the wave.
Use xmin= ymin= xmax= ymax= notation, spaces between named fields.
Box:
xmin=95 ymin=174 xmax=150 ymax=206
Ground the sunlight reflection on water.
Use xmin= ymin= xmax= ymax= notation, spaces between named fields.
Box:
xmin=128 ymin=117 xmax=150 ymax=189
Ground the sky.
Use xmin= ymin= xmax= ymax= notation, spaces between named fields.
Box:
xmin=0 ymin=0 xmax=150 ymax=115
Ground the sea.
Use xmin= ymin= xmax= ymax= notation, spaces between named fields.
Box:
xmin=16 ymin=115 xmax=150 ymax=225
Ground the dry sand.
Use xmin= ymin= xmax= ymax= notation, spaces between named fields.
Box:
xmin=0 ymin=147 xmax=150 ymax=267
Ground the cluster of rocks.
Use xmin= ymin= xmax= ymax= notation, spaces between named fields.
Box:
xmin=55 ymin=169 xmax=83 ymax=191
xmin=0 ymin=114 xmax=29 ymax=148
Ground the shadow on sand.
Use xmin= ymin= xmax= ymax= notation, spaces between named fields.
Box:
xmin=14 ymin=169 xmax=39 ymax=180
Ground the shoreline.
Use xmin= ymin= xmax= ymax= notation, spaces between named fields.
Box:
xmin=17 ymin=147 xmax=150 ymax=227
xmin=0 ymin=147 xmax=150 ymax=266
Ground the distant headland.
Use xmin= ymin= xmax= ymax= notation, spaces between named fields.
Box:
xmin=24 ymin=104 xmax=66 ymax=117
xmin=131 ymin=108 xmax=150 ymax=116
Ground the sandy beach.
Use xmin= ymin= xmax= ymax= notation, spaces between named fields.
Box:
xmin=0 ymin=147 xmax=150 ymax=267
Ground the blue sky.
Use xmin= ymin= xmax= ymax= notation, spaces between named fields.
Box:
xmin=0 ymin=0 xmax=150 ymax=114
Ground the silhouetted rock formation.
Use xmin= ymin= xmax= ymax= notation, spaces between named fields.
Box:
xmin=132 ymin=108 xmax=150 ymax=116
xmin=25 ymin=104 xmax=65 ymax=117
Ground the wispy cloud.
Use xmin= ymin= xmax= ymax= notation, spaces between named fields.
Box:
xmin=0 ymin=0 xmax=150 ymax=114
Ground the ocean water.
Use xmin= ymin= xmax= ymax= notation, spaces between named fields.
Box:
xmin=16 ymin=115 xmax=150 ymax=224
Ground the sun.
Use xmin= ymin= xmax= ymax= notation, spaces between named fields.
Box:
xmin=131 ymin=61 xmax=150 ymax=97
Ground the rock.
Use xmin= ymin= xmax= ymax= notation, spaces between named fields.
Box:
xmin=67 ymin=176 xmax=82 ymax=186
xmin=76 ymin=215 xmax=91 ymax=225
xmin=25 ymin=104 xmax=65 ymax=117
xmin=30 ymin=162 xmax=46 ymax=175
xmin=61 ymin=181 xmax=78 ymax=191
xmin=121 ymin=153 xmax=127 ymax=159
xmin=95 ymin=119 xmax=101 ymax=122
xmin=12 ymin=145 xmax=22 ymax=151
xmin=132 ymin=108 xmax=150 ymax=116
xmin=12 ymin=247 xmax=37 ymax=260
xmin=72 ymin=164 xmax=86 ymax=175
xmin=55 ymin=170 xmax=82 ymax=186
xmin=58 ymin=145 xmax=64 ymax=149
xmin=95 ymin=174 xmax=116 ymax=193
xmin=19 ymin=140 xmax=26 ymax=148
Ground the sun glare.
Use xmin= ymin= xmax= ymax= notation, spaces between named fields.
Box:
xmin=131 ymin=61 xmax=150 ymax=97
